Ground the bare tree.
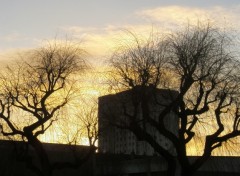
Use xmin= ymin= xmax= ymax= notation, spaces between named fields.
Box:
xmin=110 ymin=30 xmax=169 ymax=89
xmin=107 ymin=23 xmax=240 ymax=176
xmin=77 ymin=104 xmax=98 ymax=147
xmin=50 ymin=103 xmax=98 ymax=172
xmin=0 ymin=41 xmax=86 ymax=176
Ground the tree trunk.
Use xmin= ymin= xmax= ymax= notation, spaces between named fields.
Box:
xmin=27 ymin=134 xmax=52 ymax=176
xmin=166 ymin=159 xmax=177 ymax=176
xmin=181 ymin=168 xmax=195 ymax=176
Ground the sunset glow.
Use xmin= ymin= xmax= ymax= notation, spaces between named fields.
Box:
xmin=0 ymin=1 xmax=240 ymax=157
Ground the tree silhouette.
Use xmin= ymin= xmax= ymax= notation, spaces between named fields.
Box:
xmin=107 ymin=23 xmax=240 ymax=176
xmin=0 ymin=41 xmax=86 ymax=176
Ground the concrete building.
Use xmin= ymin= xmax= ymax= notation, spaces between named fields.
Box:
xmin=98 ymin=86 xmax=178 ymax=155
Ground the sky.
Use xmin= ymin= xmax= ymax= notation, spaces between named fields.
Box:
xmin=1 ymin=0 xmax=240 ymax=59
xmin=0 ymin=1 xmax=240 ymax=153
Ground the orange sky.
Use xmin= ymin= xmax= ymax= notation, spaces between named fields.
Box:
xmin=0 ymin=1 xmax=240 ymax=156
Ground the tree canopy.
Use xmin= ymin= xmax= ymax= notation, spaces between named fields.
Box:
xmin=108 ymin=23 xmax=240 ymax=176
xmin=0 ymin=41 xmax=87 ymax=176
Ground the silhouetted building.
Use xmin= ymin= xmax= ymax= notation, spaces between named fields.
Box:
xmin=0 ymin=140 xmax=92 ymax=176
xmin=0 ymin=140 xmax=239 ymax=176
xmin=98 ymin=86 xmax=178 ymax=155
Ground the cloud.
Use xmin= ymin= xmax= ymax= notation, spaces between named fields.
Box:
xmin=0 ymin=48 xmax=31 ymax=64
xmin=3 ymin=5 xmax=239 ymax=64
xmin=137 ymin=5 xmax=240 ymax=29
xmin=61 ymin=24 xmax=169 ymax=61
xmin=59 ymin=5 xmax=240 ymax=60
xmin=2 ymin=32 xmax=28 ymax=42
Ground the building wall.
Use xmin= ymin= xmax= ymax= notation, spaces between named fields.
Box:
xmin=0 ymin=140 xmax=92 ymax=176
xmin=98 ymin=87 xmax=179 ymax=155
xmin=0 ymin=140 xmax=239 ymax=176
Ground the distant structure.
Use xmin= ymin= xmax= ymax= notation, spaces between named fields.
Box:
xmin=0 ymin=140 xmax=239 ymax=176
xmin=98 ymin=86 xmax=178 ymax=155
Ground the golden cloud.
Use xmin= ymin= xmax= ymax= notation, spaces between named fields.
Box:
xmin=137 ymin=5 xmax=240 ymax=29
xmin=62 ymin=24 xmax=170 ymax=60
xmin=59 ymin=5 xmax=240 ymax=60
